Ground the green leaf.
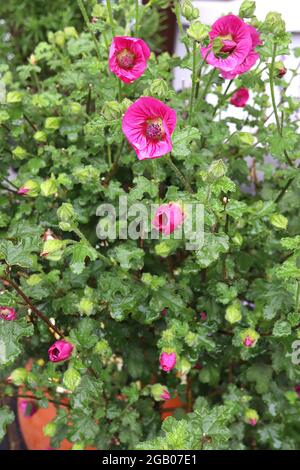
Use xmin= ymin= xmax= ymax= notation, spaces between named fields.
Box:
xmin=0 ymin=407 xmax=14 ymax=442
xmin=0 ymin=239 xmax=38 ymax=268
xmin=0 ymin=318 xmax=34 ymax=365
xmin=68 ymin=242 xmax=98 ymax=274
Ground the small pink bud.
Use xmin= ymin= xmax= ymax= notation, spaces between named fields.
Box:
xmin=243 ymin=336 xmax=254 ymax=347
xmin=42 ymin=229 xmax=57 ymax=242
xmin=161 ymin=308 xmax=168 ymax=317
xmin=160 ymin=389 xmax=170 ymax=401
xmin=91 ymin=17 xmax=98 ymax=24
xmin=194 ymin=362 xmax=202 ymax=370
xmin=200 ymin=311 xmax=207 ymax=321
xmin=17 ymin=187 xmax=29 ymax=195
xmin=294 ymin=385 xmax=300 ymax=398
xmin=230 ymin=88 xmax=250 ymax=108
xmin=0 ymin=306 xmax=16 ymax=321
xmin=48 ymin=339 xmax=73 ymax=362
xmin=248 ymin=418 xmax=257 ymax=427
xmin=160 ymin=352 xmax=176 ymax=372
xmin=278 ymin=67 xmax=287 ymax=78
xmin=19 ymin=400 xmax=38 ymax=418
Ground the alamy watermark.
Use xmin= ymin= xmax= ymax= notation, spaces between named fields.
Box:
xmin=95 ymin=197 xmax=204 ymax=251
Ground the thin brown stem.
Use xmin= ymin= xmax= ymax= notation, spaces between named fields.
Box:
xmin=0 ymin=276 xmax=64 ymax=338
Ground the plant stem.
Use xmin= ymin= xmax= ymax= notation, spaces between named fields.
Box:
xmin=106 ymin=0 xmax=115 ymax=36
xmin=103 ymin=140 xmax=125 ymax=187
xmin=0 ymin=183 xmax=18 ymax=194
xmin=3 ymin=177 xmax=18 ymax=190
xmin=0 ymin=276 xmax=64 ymax=338
xmin=269 ymin=44 xmax=293 ymax=166
xmin=23 ymin=114 xmax=37 ymax=131
xmin=188 ymin=42 xmax=197 ymax=125
xmin=165 ymin=154 xmax=193 ymax=193
xmin=195 ymin=50 xmax=210 ymax=99
xmin=135 ymin=0 xmax=139 ymax=36
xmin=0 ymin=389 xmax=70 ymax=409
xmin=174 ymin=0 xmax=189 ymax=55
xmin=77 ymin=0 xmax=102 ymax=63
xmin=274 ymin=176 xmax=295 ymax=203
xmin=212 ymin=79 xmax=233 ymax=118
xmin=198 ymin=68 xmax=217 ymax=104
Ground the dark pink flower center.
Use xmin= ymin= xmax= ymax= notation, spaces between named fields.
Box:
xmin=116 ymin=49 xmax=135 ymax=70
xmin=221 ymin=38 xmax=237 ymax=54
xmin=52 ymin=347 xmax=60 ymax=358
xmin=146 ymin=119 xmax=165 ymax=141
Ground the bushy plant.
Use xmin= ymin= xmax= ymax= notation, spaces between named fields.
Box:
xmin=0 ymin=0 xmax=300 ymax=450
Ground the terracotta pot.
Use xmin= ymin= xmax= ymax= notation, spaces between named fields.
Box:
xmin=17 ymin=360 xmax=96 ymax=450
xmin=17 ymin=394 xmax=72 ymax=450
xmin=160 ymin=395 xmax=187 ymax=420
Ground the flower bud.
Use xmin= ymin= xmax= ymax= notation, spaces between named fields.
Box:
xmin=225 ymin=301 xmax=242 ymax=324
xmin=48 ymin=339 xmax=74 ymax=363
xmin=43 ymin=422 xmax=57 ymax=437
xmin=10 ymin=368 xmax=27 ymax=385
xmin=17 ymin=180 xmax=40 ymax=197
xmin=54 ymin=31 xmax=65 ymax=47
xmin=64 ymin=27 xmax=78 ymax=39
xmin=264 ymin=12 xmax=286 ymax=36
xmin=239 ymin=0 xmax=256 ymax=18
xmin=275 ymin=61 xmax=287 ymax=78
xmin=244 ymin=408 xmax=259 ymax=426
xmin=12 ymin=146 xmax=27 ymax=160
xmin=241 ymin=328 xmax=260 ymax=348
xmin=294 ymin=385 xmax=300 ymax=398
xmin=57 ymin=203 xmax=76 ymax=222
xmin=28 ymin=54 xmax=37 ymax=65
xmin=160 ymin=352 xmax=176 ymax=372
xmin=187 ymin=21 xmax=209 ymax=42
xmin=152 ymin=202 xmax=185 ymax=236
xmin=200 ymin=311 xmax=207 ymax=321
xmin=0 ymin=306 xmax=16 ymax=321
xmin=151 ymin=383 xmax=170 ymax=401
xmin=177 ymin=357 xmax=191 ymax=374
xmin=19 ymin=400 xmax=38 ymax=418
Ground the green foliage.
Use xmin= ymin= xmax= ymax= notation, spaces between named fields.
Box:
xmin=0 ymin=0 xmax=300 ymax=451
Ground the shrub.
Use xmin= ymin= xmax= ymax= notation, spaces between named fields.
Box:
xmin=0 ymin=0 xmax=300 ymax=450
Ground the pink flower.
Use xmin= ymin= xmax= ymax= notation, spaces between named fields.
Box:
xmin=201 ymin=15 xmax=261 ymax=79
xmin=109 ymin=36 xmax=150 ymax=83
xmin=42 ymin=229 xmax=57 ymax=242
xmin=230 ymin=88 xmax=250 ymax=107
xmin=248 ymin=418 xmax=257 ymax=427
xmin=161 ymin=308 xmax=168 ymax=317
xmin=17 ymin=187 xmax=29 ymax=195
xmin=19 ymin=400 xmax=38 ymax=418
xmin=122 ymin=97 xmax=176 ymax=160
xmin=160 ymin=352 xmax=176 ymax=372
xmin=278 ymin=67 xmax=287 ymax=78
xmin=48 ymin=340 xmax=74 ymax=363
xmin=243 ymin=336 xmax=254 ymax=347
xmin=160 ymin=389 xmax=170 ymax=400
xmin=152 ymin=203 xmax=184 ymax=235
xmin=0 ymin=306 xmax=16 ymax=321
xmin=200 ymin=311 xmax=207 ymax=321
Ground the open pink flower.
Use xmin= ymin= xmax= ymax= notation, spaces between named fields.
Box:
xmin=122 ymin=97 xmax=176 ymax=160
xmin=48 ymin=340 xmax=73 ymax=363
xmin=19 ymin=400 xmax=38 ymax=418
xmin=152 ymin=203 xmax=184 ymax=235
xmin=109 ymin=36 xmax=150 ymax=83
xmin=160 ymin=389 xmax=170 ymax=400
xmin=0 ymin=306 xmax=16 ymax=321
xmin=160 ymin=352 xmax=176 ymax=372
xmin=230 ymin=88 xmax=249 ymax=107
xmin=202 ymin=15 xmax=261 ymax=79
